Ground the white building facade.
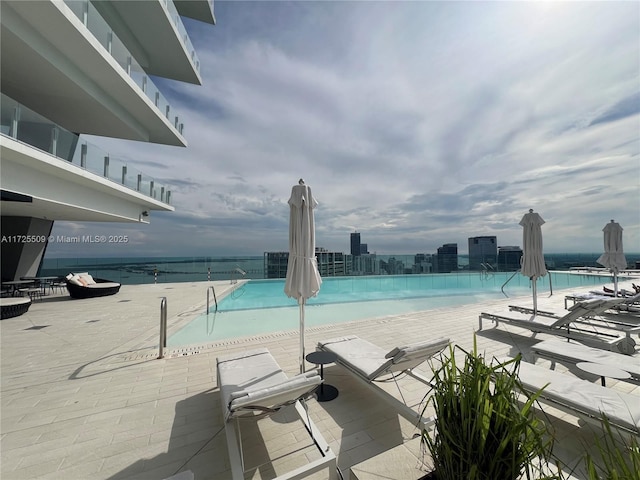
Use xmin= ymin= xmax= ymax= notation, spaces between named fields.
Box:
xmin=1 ymin=0 xmax=215 ymax=280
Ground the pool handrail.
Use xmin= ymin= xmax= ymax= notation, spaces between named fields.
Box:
xmin=501 ymin=269 xmax=553 ymax=298
xmin=207 ymin=285 xmax=217 ymax=313
xmin=158 ymin=296 xmax=167 ymax=359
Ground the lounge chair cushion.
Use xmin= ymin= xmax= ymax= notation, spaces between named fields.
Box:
xmin=318 ymin=335 xmax=448 ymax=381
xmin=385 ymin=338 xmax=450 ymax=362
xmin=532 ymin=339 xmax=640 ymax=381
xmin=217 ymin=348 xmax=321 ymax=417
xmin=228 ymin=372 xmax=321 ymax=411
xmin=319 ymin=336 xmax=390 ymax=380
xmin=517 ymin=361 xmax=640 ymax=433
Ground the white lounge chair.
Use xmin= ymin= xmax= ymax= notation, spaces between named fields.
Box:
xmin=530 ymin=339 xmax=640 ymax=385
xmin=515 ymin=360 xmax=640 ymax=435
xmin=316 ymin=335 xmax=449 ymax=428
xmin=217 ymin=348 xmax=337 ymax=480
xmin=509 ymin=298 xmax=640 ymax=341
xmin=478 ymin=301 xmax=637 ymax=355
xmin=564 ymin=291 xmax=640 ymax=310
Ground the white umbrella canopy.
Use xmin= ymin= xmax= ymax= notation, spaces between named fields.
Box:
xmin=596 ymin=220 xmax=627 ymax=296
xmin=284 ymin=179 xmax=322 ymax=374
xmin=519 ymin=209 xmax=547 ymax=313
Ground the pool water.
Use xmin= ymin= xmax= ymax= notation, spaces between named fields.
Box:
xmin=168 ymin=272 xmax=616 ymax=346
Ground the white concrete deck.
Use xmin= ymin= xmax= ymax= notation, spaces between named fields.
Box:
xmin=1 ymin=279 xmax=638 ymax=479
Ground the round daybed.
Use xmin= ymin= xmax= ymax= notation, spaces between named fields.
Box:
xmin=1 ymin=297 xmax=32 ymax=319
xmin=66 ymin=278 xmax=121 ymax=299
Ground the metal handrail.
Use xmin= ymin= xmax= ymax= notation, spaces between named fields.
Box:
xmin=158 ymin=297 xmax=167 ymax=359
xmin=479 ymin=263 xmax=495 ymax=280
xmin=500 ymin=269 xmax=521 ymax=297
xmin=207 ymin=285 xmax=217 ymax=313
xmin=230 ymin=266 xmax=247 ymax=285
xmin=501 ymin=269 xmax=554 ymax=298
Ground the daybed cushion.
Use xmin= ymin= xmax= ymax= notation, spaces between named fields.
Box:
xmin=83 ymin=274 xmax=96 ymax=285
xmin=532 ymin=339 xmax=640 ymax=381
xmin=318 ymin=335 xmax=448 ymax=381
xmin=67 ymin=272 xmax=97 ymax=286
xmin=517 ymin=361 xmax=640 ymax=434
xmin=217 ymin=348 xmax=321 ymax=416
xmin=87 ymin=282 xmax=120 ymax=289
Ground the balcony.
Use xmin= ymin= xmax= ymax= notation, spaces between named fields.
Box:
xmin=174 ymin=0 xmax=216 ymax=25
xmin=88 ymin=0 xmax=204 ymax=84
xmin=1 ymin=94 xmax=172 ymax=206
xmin=1 ymin=0 xmax=187 ymax=146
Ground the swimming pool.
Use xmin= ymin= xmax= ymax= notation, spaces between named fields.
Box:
xmin=168 ymin=272 xmax=618 ymax=346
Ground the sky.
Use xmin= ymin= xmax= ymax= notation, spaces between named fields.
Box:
xmin=48 ymin=1 xmax=640 ymax=258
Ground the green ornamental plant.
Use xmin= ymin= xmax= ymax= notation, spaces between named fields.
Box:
xmin=584 ymin=415 xmax=640 ymax=480
xmin=420 ymin=338 xmax=563 ymax=480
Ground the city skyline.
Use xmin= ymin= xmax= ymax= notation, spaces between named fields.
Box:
xmin=45 ymin=1 xmax=639 ymax=258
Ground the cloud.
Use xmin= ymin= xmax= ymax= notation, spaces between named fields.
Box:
xmin=48 ymin=1 xmax=640 ymax=258
xmin=590 ymin=92 xmax=640 ymax=126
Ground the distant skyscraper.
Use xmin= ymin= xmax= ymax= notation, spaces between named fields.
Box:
xmin=264 ymin=248 xmax=347 ymax=278
xmin=360 ymin=243 xmax=369 ymax=255
xmin=413 ymin=254 xmax=433 ymax=273
xmin=264 ymin=252 xmax=290 ymax=278
xmin=350 ymin=232 xmax=361 ymax=256
xmin=497 ymin=246 xmax=523 ymax=271
xmin=436 ymin=243 xmax=458 ymax=273
xmin=468 ymin=236 xmax=497 ymax=271
xmin=351 ymin=254 xmax=378 ymax=275
xmin=316 ymin=247 xmax=347 ymax=276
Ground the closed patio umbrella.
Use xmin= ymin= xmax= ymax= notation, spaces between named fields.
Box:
xmin=596 ymin=220 xmax=627 ymax=296
xmin=520 ymin=209 xmax=547 ymax=314
xmin=284 ymin=179 xmax=322 ymax=374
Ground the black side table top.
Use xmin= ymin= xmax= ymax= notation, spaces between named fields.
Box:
xmin=305 ymin=350 xmax=337 ymax=365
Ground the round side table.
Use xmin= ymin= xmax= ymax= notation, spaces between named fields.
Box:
xmin=576 ymin=362 xmax=631 ymax=387
xmin=305 ymin=351 xmax=339 ymax=402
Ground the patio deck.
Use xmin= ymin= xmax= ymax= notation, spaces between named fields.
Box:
xmin=1 ymin=279 xmax=638 ymax=479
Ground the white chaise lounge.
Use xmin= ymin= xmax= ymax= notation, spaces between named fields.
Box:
xmin=564 ymin=291 xmax=640 ymax=310
xmin=531 ymin=339 xmax=640 ymax=385
xmin=509 ymin=298 xmax=640 ymax=341
xmin=217 ymin=348 xmax=337 ymax=480
xmin=516 ymin=361 xmax=640 ymax=435
xmin=478 ymin=300 xmax=637 ymax=355
xmin=316 ymin=335 xmax=449 ymax=428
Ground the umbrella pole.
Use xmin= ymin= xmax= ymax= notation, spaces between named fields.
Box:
xmin=613 ymin=271 xmax=619 ymax=297
xmin=300 ymin=299 xmax=305 ymax=374
xmin=532 ymin=277 xmax=538 ymax=314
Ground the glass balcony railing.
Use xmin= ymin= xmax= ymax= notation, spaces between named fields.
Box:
xmin=62 ymin=0 xmax=188 ymax=136
xmin=162 ymin=0 xmax=201 ymax=73
xmin=38 ymin=253 xmax=640 ymax=286
xmin=1 ymin=93 xmax=172 ymax=205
